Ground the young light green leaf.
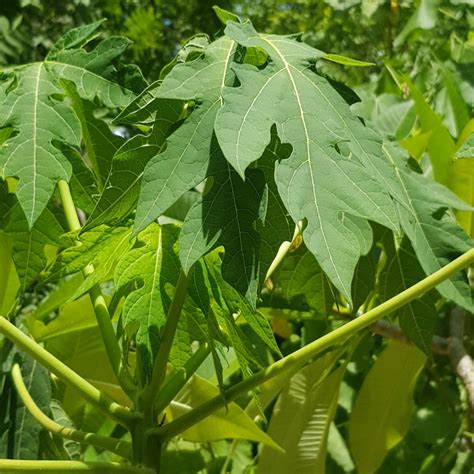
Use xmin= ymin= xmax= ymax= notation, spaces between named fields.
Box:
xmin=135 ymin=36 xmax=236 ymax=233
xmin=323 ymin=53 xmax=374 ymax=67
xmin=456 ymin=131 xmax=474 ymax=159
xmin=48 ymin=225 xmax=132 ymax=297
xmin=258 ymin=351 xmax=346 ymax=472
xmin=349 ymin=340 xmax=426 ymax=474
xmin=216 ymin=20 xmax=399 ymax=303
xmin=439 ymin=63 xmax=470 ymax=138
xmin=29 ymin=294 xmax=130 ymax=415
xmin=170 ymin=375 xmax=280 ymax=449
xmin=0 ymin=231 xmax=19 ymax=314
xmin=407 ymin=82 xmax=456 ymax=186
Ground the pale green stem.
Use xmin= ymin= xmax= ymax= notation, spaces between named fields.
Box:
xmin=0 ymin=316 xmax=138 ymax=426
xmin=156 ymin=248 xmax=474 ymax=440
xmin=143 ymin=269 xmax=192 ymax=412
xmin=153 ymin=343 xmax=210 ymax=415
xmin=57 ymin=180 xmax=135 ymax=396
xmin=0 ymin=460 xmax=154 ymax=473
xmin=11 ymin=363 xmax=132 ymax=459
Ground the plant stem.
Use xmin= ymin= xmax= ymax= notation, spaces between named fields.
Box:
xmin=0 ymin=460 xmax=154 ymax=473
xmin=156 ymin=247 xmax=474 ymax=440
xmin=153 ymin=343 xmax=210 ymax=415
xmin=144 ymin=269 xmax=192 ymax=410
xmin=11 ymin=363 xmax=132 ymax=459
xmin=0 ymin=316 xmax=138 ymax=427
xmin=57 ymin=180 xmax=135 ymax=396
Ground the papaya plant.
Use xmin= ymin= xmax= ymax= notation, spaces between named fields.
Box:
xmin=0 ymin=6 xmax=473 ymax=474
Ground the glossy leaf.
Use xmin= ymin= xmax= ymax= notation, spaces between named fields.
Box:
xmin=169 ymin=375 xmax=280 ymax=449
xmin=349 ymin=340 xmax=426 ymax=474
xmin=49 ymin=225 xmax=132 ymax=297
xmin=6 ymin=204 xmax=63 ymax=290
xmin=258 ymin=351 xmax=346 ymax=472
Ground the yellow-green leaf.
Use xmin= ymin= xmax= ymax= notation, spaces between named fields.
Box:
xmin=168 ymin=375 xmax=281 ymax=450
xmin=349 ymin=340 xmax=426 ymax=474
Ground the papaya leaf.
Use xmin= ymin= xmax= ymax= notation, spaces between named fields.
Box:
xmin=62 ymin=81 xmax=123 ymax=190
xmin=134 ymin=36 xmax=237 ymax=233
xmin=216 ymin=20 xmax=399 ymax=303
xmin=48 ymin=225 xmax=132 ymax=297
xmin=0 ymin=63 xmax=81 ymax=227
xmin=255 ymin=132 xmax=294 ymax=284
xmin=278 ymin=246 xmax=334 ymax=316
xmin=0 ymin=353 xmax=51 ymax=460
xmin=85 ymin=99 xmax=182 ymax=230
xmin=115 ymin=224 xmax=208 ymax=378
xmin=0 ymin=22 xmax=140 ymax=228
xmin=382 ymin=142 xmax=473 ymax=312
xmin=179 ymin=139 xmax=265 ymax=306
xmin=0 ymin=231 xmax=20 ymax=314
xmin=379 ymin=235 xmax=437 ymax=355
xmin=6 ymin=204 xmax=63 ymax=291
xmin=113 ymin=223 xmax=182 ymax=377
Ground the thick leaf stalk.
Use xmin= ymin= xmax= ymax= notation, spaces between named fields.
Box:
xmin=10 ymin=363 xmax=132 ymax=459
xmin=57 ymin=180 xmax=136 ymax=396
xmin=0 ymin=316 xmax=137 ymax=427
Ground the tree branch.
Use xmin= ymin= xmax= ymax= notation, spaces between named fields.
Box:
xmin=449 ymin=307 xmax=474 ymax=411
xmin=369 ymin=320 xmax=450 ymax=355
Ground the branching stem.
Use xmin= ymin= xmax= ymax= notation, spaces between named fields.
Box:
xmin=155 ymin=248 xmax=474 ymax=440
xmin=0 ymin=460 xmax=154 ymax=473
xmin=0 ymin=316 xmax=137 ymax=427
xmin=144 ymin=269 xmax=192 ymax=412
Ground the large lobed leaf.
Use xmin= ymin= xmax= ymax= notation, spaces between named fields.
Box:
xmin=0 ymin=21 xmax=141 ymax=228
xmin=214 ymin=20 xmax=399 ymax=303
xmin=134 ymin=36 xmax=237 ymax=232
